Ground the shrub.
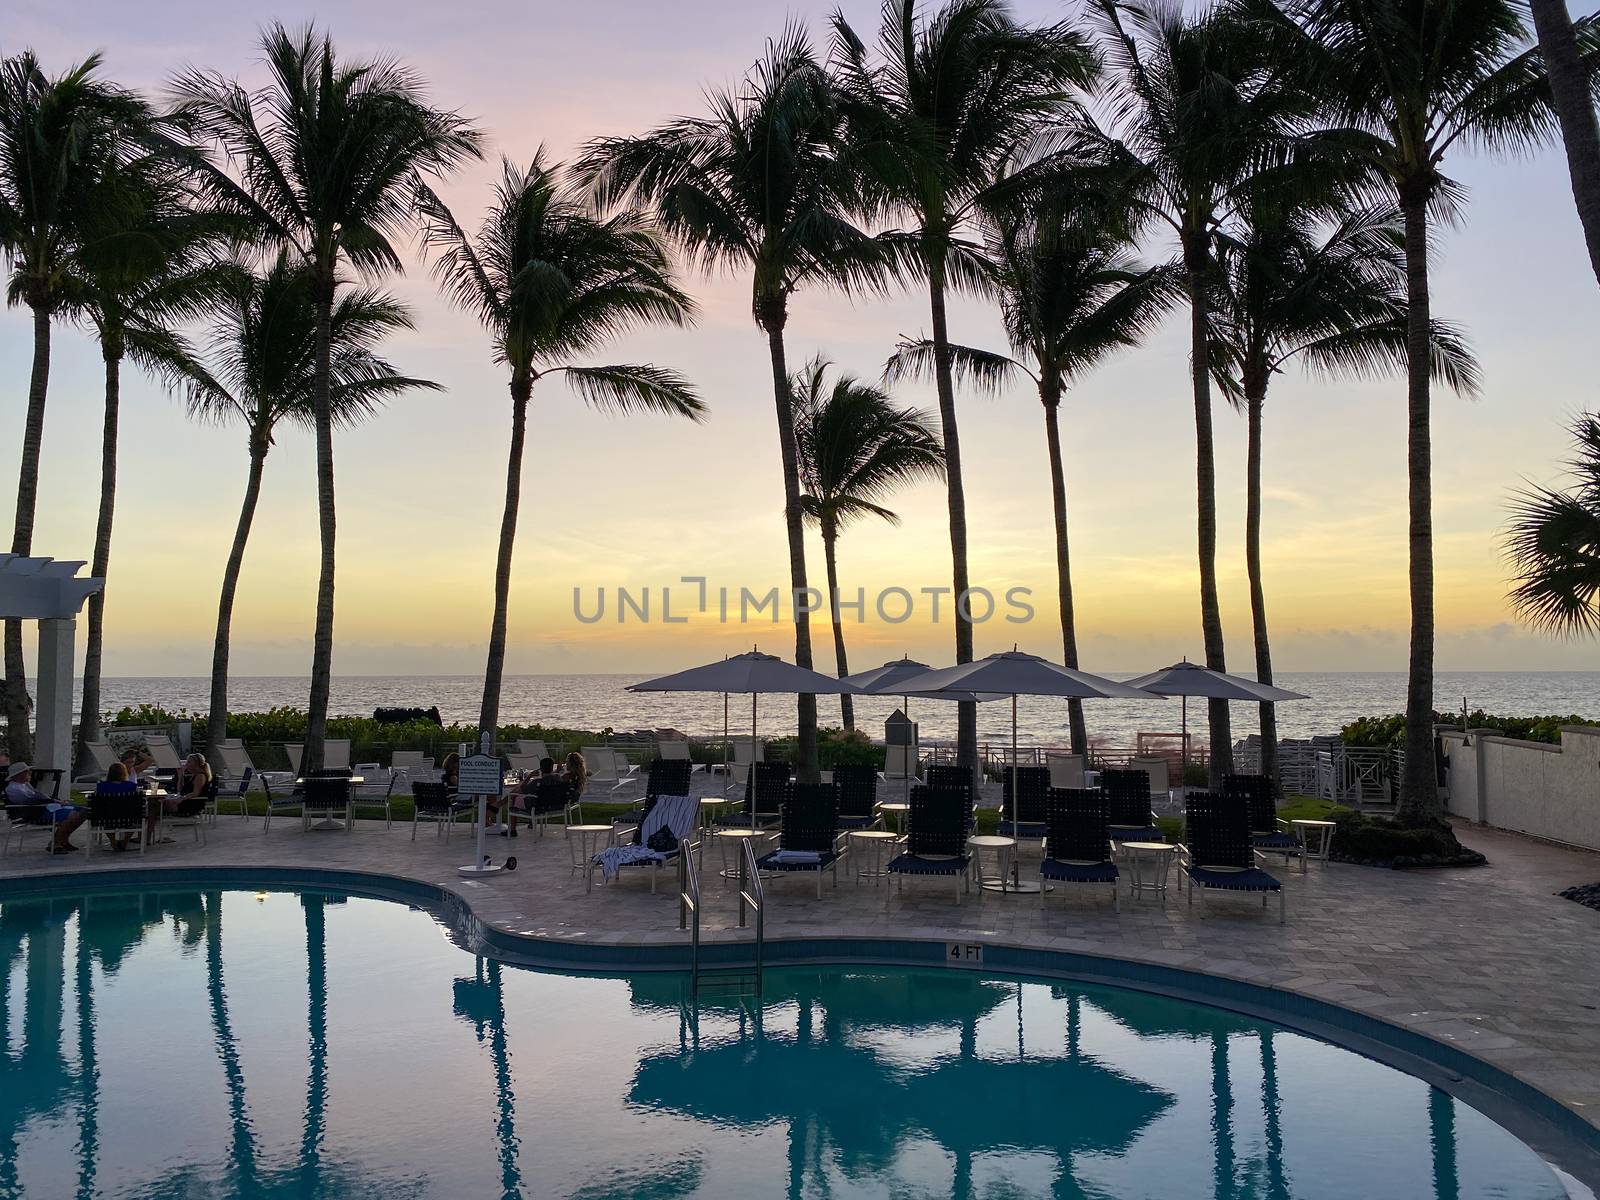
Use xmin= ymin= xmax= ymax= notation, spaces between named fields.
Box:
xmin=1330 ymin=809 xmax=1486 ymax=868
xmin=1341 ymin=710 xmax=1598 ymax=748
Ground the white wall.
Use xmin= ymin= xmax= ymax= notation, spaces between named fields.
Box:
xmin=1442 ymin=725 xmax=1600 ymax=851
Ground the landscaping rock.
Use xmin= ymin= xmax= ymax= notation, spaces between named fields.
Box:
xmin=1559 ymin=881 xmax=1600 ymax=912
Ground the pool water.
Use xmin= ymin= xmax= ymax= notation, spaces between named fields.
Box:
xmin=0 ymin=886 xmax=1569 ymax=1199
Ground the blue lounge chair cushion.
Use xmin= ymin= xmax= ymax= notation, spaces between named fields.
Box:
xmin=1186 ymin=865 xmax=1281 ymax=892
xmin=997 ymin=820 xmax=1048 ymax=838
xmin=1041 ymin=858 xmax=1119 ymax=884
xmin=837 ymin=814 xmax=877 ymax=830
xmin=757 ymin=849 xmax=841 ymax=872
xmin=886 ymin=853 xmax=971 ymax=876
xmin=1253 ymin=831 xmax=1301 ymax=850
xmin=1109 ymin=825 xmax=1163 ymax=843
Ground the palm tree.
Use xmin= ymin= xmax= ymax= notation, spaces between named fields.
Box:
xmin=1087 ymin=0 xmax=1314 ymax=784
xmin=793 ymin=357 xmax=945 ymax=729
xmin=578 ymin=28 xmax=883 ymax=781
xmin=188 ymin=253 xmax=435 ymax=759
xmin=1504 ymin=414 xmax=1600 ymax=635
xmin=1209 ymin=203 xmax=1478 ymax=788
xmin=1282 ymin=0 xmax=1564 ymax=823
xmin=888 ymin=206 xmax=1177 ymax=756
xmin=417 ymin=154 xmax=701 ymax=742
xmin=1527 ymin=0 xmax=1600 ymax=284
xmin=0 ymin=51 xmax=151 ymax=758
xmin=830 ymin=0 xmax=1097 ymax=778
xmin=65 ymin=157 xmax=233 ymax=769
xmin=171 ymin=24 xmax=480 ymax=771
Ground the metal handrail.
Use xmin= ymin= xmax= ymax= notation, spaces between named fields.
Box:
xmin=678 ymin=840 xmax=701 ymax=995
xmin=736 ymin=835 xmax=765 ymax=997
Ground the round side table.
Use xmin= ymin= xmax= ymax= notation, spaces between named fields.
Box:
xmin=876 ymin=801 xmax=911 ymax=835
xmin=712 ymin=827 xmax=771 ymax=880
xmin=970 ymin=834 xmax=1034 ymax=894
xmin=566 ymin=824 xmax=614 ymax=875
xmin=1121 ymin=841 xmax=1176 ymax=901
xmin=1292 ymin=819 xmax=1336 ymax=863
xmin=847 ymin=829 xmax=899 ymax=886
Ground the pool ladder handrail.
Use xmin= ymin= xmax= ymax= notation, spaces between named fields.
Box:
xmin=735 ymin=835 xmax=765 ymax=998
xmin=677 ymin=835 xmax=764 ymax=1000
xmin=678 ymin=838 xmax=702 ymax=994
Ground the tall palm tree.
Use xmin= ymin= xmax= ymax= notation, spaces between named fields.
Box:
xmin=1527 ymin=0 xmax=1600 ymax=284
xmin=1087 ymin=0 xmax=1313 ymax=784
xmin=793 ymin=357 xmax=945 ymax=729
xmin=1209 ymin=204 xmax=1477 ymax=788
xmin=578 ymin=28 xmax=883 ymax=781
xmin=417 ymin=154 xmax=702 ymax=742
xmin=188 ymin=253 xmax=434 ymax=758
xmin=65 ymin=157 xmax=232 ymax=769
xmin=171 ymin=24 xmax=480 ymax=771
xmin=1282 ymin=0 xmax=1564 ymax=823
xmin=888 ymin=208 xmax=1177 ymax=756
xmin=830 ymin=0 xmax=1098 ymax=778
xmin=0 ymin=51 xmax=151 ymax=759
xmin=1504 ymin=414 xmax=1600 ymax=635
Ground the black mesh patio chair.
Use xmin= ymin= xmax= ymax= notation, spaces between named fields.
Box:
xmin=524 ymin=775 xmax=581 ymax=837
xmin=1102 ymin=769 xmax=1162 ymax=844
xmin=1039 ymin=787 xmax=1118 ymax=912
xmin=756 ymin=782 xmax=845 ymax=898
xmin=924 ymin=764 xmax=977 ymax=833
xmin=832 ymin=765 xmax=880 ymax=829
xmin=885 ymin=785 xmax=972 ymax=907
xmin=1182 ymin=791 xmax=1284 ymax=923
xmin=259 ymin=773 xmax=304 ymax=834
xmin=85 ymin=783 xmax=145 ymax=857
xmin=744 ymin=761 xmax=790 ymax=827
xmin=615 ymin=757 xmax=695 ymax=827
xmin=999 ymin=766 xmax=1051 ymax=839
xmin=411 ymin=780 xmax=473 ymax=840
xmin=1227 ymin=772 xmax=1304 ymax=871
xmin=300 ymin=769 xmax=353 ymax=832
xmin=2 ymin=794 xmax=56 ymax=855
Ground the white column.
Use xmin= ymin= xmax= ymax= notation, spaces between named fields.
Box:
xmin=34 ymin=617 xmax=76 ymax=773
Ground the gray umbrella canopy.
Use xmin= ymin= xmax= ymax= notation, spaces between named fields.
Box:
xmin=841 ymin=657 xmax=938 ymax=693
xmin=628 ymin=650 xmax=858 ymax=696
xmin=1121 ymin=660 xmax=1308 ymax=703
xmin=896 ymin=651 xmax=1158 ymax=701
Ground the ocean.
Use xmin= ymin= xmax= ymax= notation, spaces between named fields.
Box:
xmin=81 ymin=671 xmax=1600 ymax=747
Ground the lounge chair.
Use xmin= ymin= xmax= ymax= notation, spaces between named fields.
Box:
xmin=389 ymin=750 xmax=433 ymax=787
xmin=282 ymin=739 xmax=352 ymax=774
xmin=582 ymin=747 xmax=641 ymax=799
xmin=72 ymin=740 xmax=120 ymax=789
xmin=1102 ymin=769 xmax=1162 ymax=845
xmin=505 ymin=739 xmax=549 ymax=761
xmin=301 ymin=771 xmax=353 ymax=832
xmin=527 ymin=776 xmax=582 ymax=836
xmin=212 ymin=742 xmax=263 ymax=807
xmin=84 ymin=782 xmax=145 ymax=857
xmin=885 ymin=785 xmax=973 ymax=907
xmin=1227 ymin=773 xmax=1305 ymax=872
xmin=925 ymin=763 xmax=974 ymax=796
xmin=656 ymin=739 xmax=693 ymax=765
xmin=998 ymin=766 xmax=1051 ymax=839
xmin=832 ymin=764 xmax=880 ymax=830
xmin=1046 ymin=753 xmax=1085 ymax=789
xmin=1180 ymin=791 xmax=1285 ymax=923
xmin=411 ymin=780 xmax=473 ymax=839
xmin=141 ymin=733 xmax=183 ymax=773
xmin=725 ymin=737 xmax=764 ymax=795
xmin=756 ymin=782 xmax=846 ymax=898
xmin=1131 ymin=755 xmax=1175 ymax=804
xmin=743 ymin=761 xmax=789 ymax=829
xmin=588 ymin=792 xmax=700 ymax=894
xmin=505 ymin=752 xmax=545 ymax=778
xmin=615 ymin=757 xmax=696 ymax=829
xmin=1039 ymin=787 xmax=1119 ymax=912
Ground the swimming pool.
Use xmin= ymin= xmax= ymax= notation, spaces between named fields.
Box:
xmin=0 ymin=884 xmax=1574 ymax=1199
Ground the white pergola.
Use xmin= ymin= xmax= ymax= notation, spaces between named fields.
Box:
xmin=0 ymin=554 xmax=105 ymax=772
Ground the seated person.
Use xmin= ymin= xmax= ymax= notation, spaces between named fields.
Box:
xmin=439 ymin=751 xmax=460 ymax=792
xmin=148 ymin=753 xmax=211 ymax=842
xmin=489 ymin=756 xmax=555 ymax=838
xmin=119 ymin=745 xmax=155 ymax=786
xmin=563 ymin=751 xmax=588 ymax=793
xmin=96 ymin=762 xmax=141 ymax=850
xmin=7 ymin=762 xmax=85 ymax=854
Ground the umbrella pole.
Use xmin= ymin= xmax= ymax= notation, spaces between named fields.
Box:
xmin=722 ymin=693 xmax=730 ymax=796
xmin=1182 ymin=694 xmax=1189 ymax=779
xmin=1012 ymin=695 xmax=1020 ymax=887
xmin=750 ymin=692 xmax=758 ymax=831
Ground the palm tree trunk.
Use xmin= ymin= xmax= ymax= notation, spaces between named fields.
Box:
xmin=76 ymin=340 xmax=122 ymax=772
xmin=821 ymin=520 xmax=854 ymax=731
xmin=1244 ymin=380 xmax=1278 ymax=791
xmin=1185 ymin=258 xmax=1233 ymax=784
xmin=207 ymin=430 xmax=270 ymax=759
xmin=4 ymin=301 xmax=51 ymax=760
xmin=303 ymin=268 xmax=338 ymax=775
xmin=927 ymin=254 xmax=977 ymax=779
xmin=1530 ymin=0 xmax=1600 ymax=287
xmin=1042 ymin=385 xmax=1087 ymax=756
xmin=758 ymin=298 xmax=819 ymax=782
xmin=1399 ymin=197 xmax=1438 ymax=826
xmin=478 ymin=372 xmax=533 ymax=743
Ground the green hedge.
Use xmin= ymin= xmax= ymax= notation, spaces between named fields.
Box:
xmin=1341 ymin=710 xmax=1598 ymax=748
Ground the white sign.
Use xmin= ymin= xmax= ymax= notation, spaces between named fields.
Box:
xmin=945 ymin=941 xmax=984 ymax=968
xmin=457 ymin=753 xmax=503 ymax=796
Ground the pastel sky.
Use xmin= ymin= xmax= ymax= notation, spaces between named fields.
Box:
xmin=5 ymin=0 xmax=1600 ymax=678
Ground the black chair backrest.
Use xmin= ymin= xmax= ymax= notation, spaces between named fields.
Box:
xmin=1224 ymin=773 xmax=1276 ymax=833
xmin=925 ymin=764 xmax=973 ymax=795
xmin=1185 ymin=791 xmax=1253 ymax=869
xmin=528 ymin=774 xmax=571 ymax=814
xmin=780 ymin=782 xmax=839 ymax=852
xmin=646 ymin=757 xmax=693 ymax=799
xmin=907 ymin=785 xmax=969 ymax=857
xmin=1045 ymin=787 xmax=1112 ymax=863
xmin=746 ymin=762 xmax=790 ymax=817
xmin=91 ymin=783 xmax=144 ymax=830
xmin=1002 ymin=766 xmax=1052 ymax=823
xmin=831 ymin=764 xmax=877 ymax=820
xmin=1101 ymin=769 xmax=1153 ymax=827
xmin=411 ymin=780 xmax=455 ymax=814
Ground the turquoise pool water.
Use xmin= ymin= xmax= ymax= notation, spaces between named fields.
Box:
xmin=0 ymin=886 xmax=1569 ymax=1199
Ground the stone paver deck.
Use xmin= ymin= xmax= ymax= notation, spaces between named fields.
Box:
xmin=5 ymin=796 xmax=1600 ymax=1181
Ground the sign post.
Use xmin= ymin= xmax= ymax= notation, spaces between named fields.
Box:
xmin=457 ymin=738 xmax=506 ymax=877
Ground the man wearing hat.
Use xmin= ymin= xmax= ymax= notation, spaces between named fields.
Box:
xmin=5 ymin=762 xmax=86 ymax=854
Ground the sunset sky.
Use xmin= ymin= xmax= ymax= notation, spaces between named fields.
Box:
xmin=5 ymin=0 xmax=1600 ymax=678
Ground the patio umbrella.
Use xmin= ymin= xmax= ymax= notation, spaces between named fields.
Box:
xmin=898 ymin=651 xmax=1161 ymax=893
xmin=1121 ymin=660 xmax=1309 ymax=773
xmin=629 ymin=650 xmax=858 ymax=816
